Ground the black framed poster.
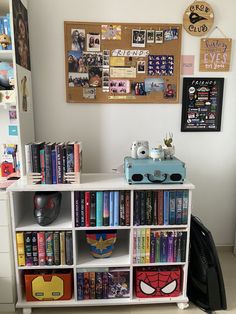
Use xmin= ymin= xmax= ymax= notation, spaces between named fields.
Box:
xmin=181 ymin=77 xmax=224 ymax=132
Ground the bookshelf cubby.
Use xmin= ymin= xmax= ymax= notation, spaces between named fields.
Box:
xmin=8 ymin=173 xmax=195 ymax=314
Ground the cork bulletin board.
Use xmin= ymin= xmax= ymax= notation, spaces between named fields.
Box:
xmin=64 ymin=22 xmax=182 ymax=103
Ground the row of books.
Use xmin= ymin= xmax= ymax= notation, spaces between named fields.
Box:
xmin=74 ymin=190 xmax=130 ymax=227
xmin=134 ymin=190 xmax=188 ymax=226
xmin=0 ymin=14 xmax=12 ymax=50
xmin=77 ymin=269 xmax=130 ymax=300
xmin=133 ymin=229 xmax=187 ymax=264
xmin=25 ymin=141 xmax=81 ymax=184
xmin=16 ymin=231 xmax=73 ymax=266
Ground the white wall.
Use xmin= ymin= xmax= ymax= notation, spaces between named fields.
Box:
xmin=28 ymin=0 xmax=236 ymax=245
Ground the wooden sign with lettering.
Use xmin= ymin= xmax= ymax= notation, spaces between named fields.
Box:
xmin=183 ymin=1 xmax=214 ymax=36
xmin=200 ymin=38 xmax=232 ymax=71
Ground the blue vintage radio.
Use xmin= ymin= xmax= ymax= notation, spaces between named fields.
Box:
xmin=124 ymin=156 xmax=186 ymax=184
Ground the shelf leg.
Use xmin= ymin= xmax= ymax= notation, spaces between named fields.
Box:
xmin=23 ymin=308 xmax=32 ymax=314
xmin=177 ymin=302 xmax=189 ymax=310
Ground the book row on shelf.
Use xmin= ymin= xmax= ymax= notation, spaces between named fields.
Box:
xmin=16 ymin=231 xmax=73 ymax=267
xmin=25 ymin=141 xmax=82 ymax=184
xmin=134 ymin=189 xmax=189 ymax=226
xmin=0 ymin=13 xmax=12 ymax=50
xmin=133 ymin=229 xmax=187 ymax=264
xmin=74 ymin=190 xmax=130 ymax=227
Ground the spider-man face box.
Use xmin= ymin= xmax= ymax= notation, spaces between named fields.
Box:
xmin=135 ymin=268 xmax=181 ymax=298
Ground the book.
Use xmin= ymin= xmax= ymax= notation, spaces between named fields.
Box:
xmin=140 ymin=228 xmax=146 ymax=263
xmin=65 ymin=231 xmax=73 ymax=265
xmin=175 ymin=190 xmax=183 ymax=225
xmin=44 ymin=142 xmax=55 ymax=184
xmin=74 ymin=142 xmax=81 ymax=173
xmin=133 ymin=191 xmax=141 ymax=226
xmin=109 ymin=191 xmax=114 ymax=226
xmin=89 ymin=272 xmax=96 ymax=299
xmin=66 ymin=142 xmax=74 ymax=173
xmin=136 ymin=228 xmax=141 ymax=264
xmin=16 ymin=232 xmax=25 ymax=266
xmin=167 ymin=232 xmax=174 ymax=262
xmin=169 ymin=190 xmax=176 ymax=225
xmin=181 ymin=232 xmax=187 ymax=262
xmin=103 ymin=191 xmax=110 ymax=226
xmin=77 ymin=272 xmax=84 ymax=300
xmin=74 ymin=191 xmax=81 ymax=227
xmin=176 ymin=231 xmax=182 ymax=262
xmin=95 ymin=272 xmax=103 ymax=299
xmin=80 ymin=191 xmax=85 ymax=227
xmin=53 ymin=231 xmax=60 ymax=265
xmin=160 ymin=232 xmax=168 ymax=262
xmin=56 ymin=142 xmax=64 ymax=183
xmin=45 ymin=231 xmax=54 ymax=265
xmin=90 ymin=191 xmax=96 ymax=226
xmin=140 ymin=191 xmax=146 ymax=225
xmin=119 ymin=190 xmax=125 ymax=226
xmin=108 ymin=269 xmax=130 ymax=298
xmin=153 ymin=190 xmax=158 ymax=225
xmin=51 ymin=149 xmax=57 ymax=184
xmin=83 ymin=272 xmax=90 ymax=299
xmin=60 ymin=231 xmax=66 ymax=265
xmin=155 ymin=231 xmax=160 ymax=263
xmin=37 ymin=232 xmax=46 ymax=266
xmin=102 ymin=272 xmax=109 ymax=299
xmin=145 ymin=228 xmax=151 ymax=263
xmin=24 ymin=231 xmax=33 ymax=266
xmin=157 ymin=190 xmax=164 ymax=225
xmin=24 ymin=143 xmax=32 ymax=174
xmin=32 ymin=231 xmax=38 ymax=266
xmin=124 ymin=190 xmax=130 ymax=226
xmin=85 ymin=191 xmax=90 ymax=227
xmin=150 ymin=230 xmax=156 ymax=263
xmin=146 ymin=191 xmax=153 ymax=225
xmin=133 ymin=228 xmax=137 ymax=263
xmin=163 ymin=191 xmax=170 ymax=225
xmin=96 ymin=191 xmax=103 ymax=227
xmin=39 ymin=148 xmax=45 ymax=184
xmin=31 ymin=142 xmax=44 ymax=173
xmin=114 ymin=191 xmax=119 ymax=226
xmin=182 ymin=190 xmax=189 ymax=224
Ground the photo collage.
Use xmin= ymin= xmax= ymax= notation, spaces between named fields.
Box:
xmin=66 ymin=23 xmax=180 ymax=102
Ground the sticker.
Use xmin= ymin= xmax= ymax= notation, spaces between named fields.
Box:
xmin=132 ymin=30 xmax=146 ymax=48
xmin=112 ymin=49 xmax=149 ymax=57
xmin=144 ymin=78 xmax=165 ymax=93
xmin=71 ymin=29 xmax=85 ymax=52
xmin=8 ymin=125 xmax=18 ymax=136
xmin=181 ymin=55 xmax=194 ymax=75
xmin=147 ymin=30 xmax=155 ymax=44
xmin=0 ymin=90 xmax=15 ymax=103
xmin=87 ymin=33 xmax=101 ymax=52
xmin=9 ymin=110 xmax=17 ymax=124
xmin=101 ymin=25 xmax=121 ymax=40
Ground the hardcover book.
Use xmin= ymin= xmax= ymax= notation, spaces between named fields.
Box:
xmin=16 ymin=232 xmax=25 ymax=266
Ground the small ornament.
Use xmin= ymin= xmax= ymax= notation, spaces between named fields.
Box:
xmin=0 ymin=34 xmax=11 ymax=49
xmin=163 ymin=133 xmax=175 ymax=159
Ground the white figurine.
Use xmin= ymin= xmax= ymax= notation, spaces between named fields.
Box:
xmin=163 ymin=132 xmax=175 ymax=159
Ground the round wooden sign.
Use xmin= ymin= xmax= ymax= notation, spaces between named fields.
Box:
xmin=183 ymin=1 xmax=214 ymax=36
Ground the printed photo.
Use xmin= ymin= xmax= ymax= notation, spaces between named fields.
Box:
xmin=68 ymin=73 xmax=89 ymax=87
xmin=132 ymin=82 xmax=146 ymax=96
xmin=12 ymin=0 xmax=31 ymax=70
xmin=164 ymin=83 xmax=176 ymax=99
xmin=137 ymin=60 xmax=145 ymax=73
xmin=9 ymin=110 xmax=17 ymax=123
xmin=88 ymin=67 xmax=102 ymax=87
xmin=110 ymin=80 xmax=130 ymax=94
xmin=155 ymin=30 xmax=163 ymax=43
xmin=144 ymin=78 xmax=165 ymax=93
xmin=132 ymin=30 xmax=146 ymax=48
xmin=83 ymin=87 xmax=96 ymax=99
xmin=82 ymin=52 xmax=103 ymax=67
xmin=71 ymin=28 xmax=85 ymax=52
xmin=101 ymin=25 xmax=121 ymax=40
xmin=147 ymin=30 xmax=154 ymax=43
xmin=87 ymin=33 xmax=101 ymax=52
xmin=164 ymin=28 xmax=178 ymax=41
xmin=16 ymin=64 xmax=32 ymax=113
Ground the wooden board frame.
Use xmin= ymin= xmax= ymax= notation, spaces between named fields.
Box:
xmin=64 ymin=21 xmax=182 ymax=104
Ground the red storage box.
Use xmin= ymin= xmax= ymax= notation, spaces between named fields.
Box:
xmin=24 ymin=270 xmax=73 ymax=301
xmin=135 ymin=267 xmax=181 ymax=298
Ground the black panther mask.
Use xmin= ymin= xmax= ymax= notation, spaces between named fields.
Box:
xmin=34 ymin=191 xmax=62 ymax=226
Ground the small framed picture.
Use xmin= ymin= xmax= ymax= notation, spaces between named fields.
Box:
xmin=147 ymin=30 xmax=154 ymax=43
xmin=137 ymin=60 xmax=145 ymax=73
xmin=132 ymin=29 xmax=146 ymax=48
xmin=155 ymin=30 xmax=163 ymax=43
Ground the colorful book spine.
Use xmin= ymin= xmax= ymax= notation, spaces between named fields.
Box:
xmin=51 ymin=149 xmax=57 ymax=184
xmin=80 ymin=191 xmax=85 ymax=227
xmin=109 ymin=191 xmax=114 ymax=226
xmin=133 ymin=228 xmax=137 ymax=263
xmin=145 ymin=228 xmax=151 ymax=263
xmin=66 ymin=143 xmax=74 ymax=173
xmin=90 ymin=191 xmax=96 ymax=227
xmin=153 ymin=190 xmax=158 ymax=225
xmin=74 ymin=191 xmax=81 ymax=227
xmin=32 ymin=231 xmax=38 ymax=266
xmin=167 ymin=232 xmax=174 ymax=262
xmin=37 ymin=232 xmax=46 ymax=266
xmin=77 ymin=272 xmax=84 ymax=300
xmin=150 ymin=230 xmax=156 ymax=263
xmin=114 ymin=191 xmax=119 ymax=226
xmin=45 ymin=231 xmax=54 ymax=265
xmin=60 ymin=231 xmax=66 ymax=265
xmin=157 ymin=190 xmax=164 ymax=225
xmin=102 ymin=272 xmax=109 ymax=299
xmin=44 ymin=142 xmax=55 ymax=184
xmin=74 ymin=142 xmax=80 ymax=173
xmin=39 ymin=148 xmax=45 ymax=184
xmin=160 ymin=232 xmax=168 ymax=262
xmin=95 ymin=272 xmax=103 ymax=299
xmin=182 ymin=190 xmax=189 ymax=224
xmin=56 ymin=143 xmax=64 ymax=183
xmin=24 ymin=231 xmax=33 ymax=266
xmin=53 ymin=231 xmax=60 ymax=265
xmin=85 ymin=191 xmax=90 ymax=227
xmin=125 ymin=190 xmax=130 ymax=226
xmin=96 ymin=191 xmax=103 ymax=226
xmin=89 ymin=272 xmax=96 ymax=299
xmin=83 ymin=272 xmax=90 ymax=300
xmin=176 ymin=231 xmax=182 ymax=262
xmin=163 ymin=190 xmax=170 ymax=225
xmin=169 ymin=190 xmax=176 ymax=225
xmin=175 ymin=190 xmax=183 ymax=224
xmin=119 ymin=190 xmax=125 ymax=226
xmin=103 ymin=191 xmax=110 ymax=226
xmin=155 ymin=231 xmax=160 ymax=263
xmin=136 ymin=229 xmax=141 ymax=264
xmin=65 ymin=231 xmax=73 ymax=265
xmin=140 ymin=228 xmax=146 ymax=263
xmin=16 ymin=232 xmax=25 ymax=266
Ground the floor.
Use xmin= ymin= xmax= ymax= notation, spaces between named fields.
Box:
xmin=2 ymin=248 xmax=235 ymax=314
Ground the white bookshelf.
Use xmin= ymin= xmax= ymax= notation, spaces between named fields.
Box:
xmin=8 ymin=173 xmax=195 ymax=314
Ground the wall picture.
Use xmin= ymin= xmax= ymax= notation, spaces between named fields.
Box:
xmin=181 ymin=77 xmax=224 ymax=132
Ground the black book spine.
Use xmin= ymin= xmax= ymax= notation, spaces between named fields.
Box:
xmin=31 ymin=144 xmax=41 ymax=173
xmin=80 ymin=191 xmax=85 ymax=227
xmin=90 ymin=191 xmax=96 ymax=226
xmin=134 ymin=191 xmax=141 ymax=226
xmin=74 ymin=191 xmax=81 ymax=227
xmin=140 ymin=191 xmax=146 ymax=225
xmin=56 ymin=144 xmax=64 ymax=183
xmin=32 ymin=231 xmax=38 ymax=266
xmin=66 ymin=144 xmax=74 ymax=173
xmin=119 ymin=190 xmax=125 ymax=226
xmin=65 ymin=231 xmax=73 ymax=265
xmin=45 ymin=144 xmax=53 ymax=184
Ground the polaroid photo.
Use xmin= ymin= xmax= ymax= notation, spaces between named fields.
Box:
xmin=155 ymin=30 xmax=163 ymax=43
xmin=88 ymin=67 xmax=102 ymax=87
xmin=147 ymin=30 xmax=155 ymax=44
xmin=132 ymin=29 xmax=146 ymax=48
xmin=87 ymin=33 xmax=101 ymax=52
xmin=68 ymin=73 xmax=89 ymax=87
xmin=71 ymin=29 xmax=85 ymax=52
xmin=137 ymin=60 xmax=145 ymax=74
xmin=101 ymin=25 xmax=121 ymax=40
xmin=83 ymin=87 xmax=96 ymax=99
